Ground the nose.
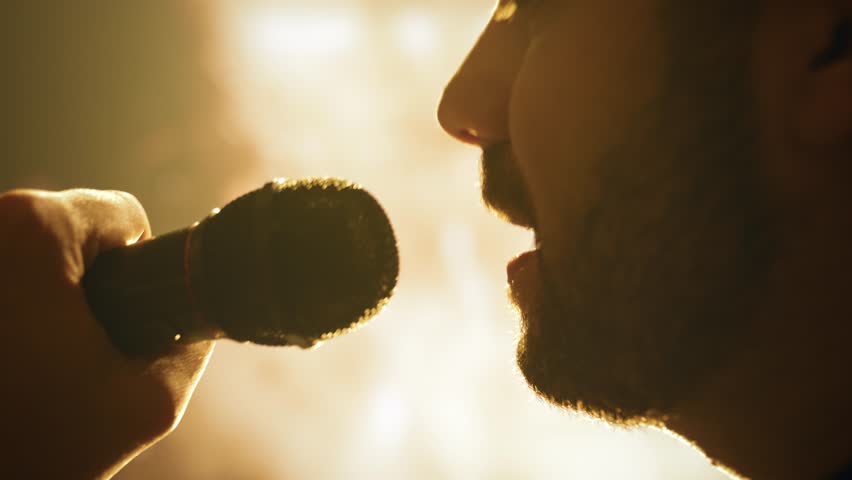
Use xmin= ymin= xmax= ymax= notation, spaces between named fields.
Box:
xmin=437 ymin=17 xmax=530 ymax=147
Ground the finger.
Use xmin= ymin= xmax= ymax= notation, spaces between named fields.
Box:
xmin=59 ymin=190 xmax=217 ymax=370
xmin=58 ymin=189 xmax=152 ymax=270
xmin=145 ymin=341 xmax=216 ymax=399
xmin=56 ymin=190 xmax=217 ymax=386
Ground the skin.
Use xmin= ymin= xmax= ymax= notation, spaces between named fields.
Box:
xmin=0 ymin=189 xmax=214 ymax=479
xmin=2 ymin=1 xmax=849 ymax=478
xmin=439 ymin=1 xmax=852 ymax=478
xmin=0 ymin=2 xmax=230 ymax=477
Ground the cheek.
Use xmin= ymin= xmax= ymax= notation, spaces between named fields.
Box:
xmin=508 ymin=4 xmax=666 ymax=257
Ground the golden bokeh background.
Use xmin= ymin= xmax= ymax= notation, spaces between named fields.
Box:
xmin=5 ymin=1 xmax=728 ymax=478
xmin=118 ymin=2 xmax=728 ymax=478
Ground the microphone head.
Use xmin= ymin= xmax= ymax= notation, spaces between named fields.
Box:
xmin=193 ymin=178 xmax=399 ymax=348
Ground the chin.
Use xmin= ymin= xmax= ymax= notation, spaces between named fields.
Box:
xmin=512 ymin=284 xmax=680 ymax=428
xmin=516 ymin=329 xmax=666 ymax=427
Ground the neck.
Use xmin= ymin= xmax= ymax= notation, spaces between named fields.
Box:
xmin=668 ymin=213 xmax=852 ymax=480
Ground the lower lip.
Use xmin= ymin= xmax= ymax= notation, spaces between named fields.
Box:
xmin=507 ymin=249 xmax=544 ymax=334
xmin=507 ymin=249 xmax=540 ymax=282
xmin=507 ymin=249 xmax=544 ymax=303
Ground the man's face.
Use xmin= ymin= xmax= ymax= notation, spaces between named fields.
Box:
xmin=439 ymin=1 xmax=774 ymax=423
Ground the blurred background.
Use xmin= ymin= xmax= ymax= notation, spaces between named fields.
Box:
xmin=2 ymin=1 xmax=727 ymax=478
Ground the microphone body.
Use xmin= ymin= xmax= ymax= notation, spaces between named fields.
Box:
xmin=82 ymin=178 xmax=399 ymax=356
xmin=83 ymin=225 xmax=217 ymax=354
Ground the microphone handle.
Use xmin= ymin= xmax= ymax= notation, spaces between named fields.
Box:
xmin=82 ymin=225 xmax=216 ymax=356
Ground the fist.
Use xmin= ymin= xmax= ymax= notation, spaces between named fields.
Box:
xmin=0 ymin=189 xmax=214 ymax=480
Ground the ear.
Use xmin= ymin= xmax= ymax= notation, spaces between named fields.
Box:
xmin=795 ymin=7 xmax=852 ymax=147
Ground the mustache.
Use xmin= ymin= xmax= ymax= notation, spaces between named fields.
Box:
xmin=480 ymin=142 xmax=536 ymax=229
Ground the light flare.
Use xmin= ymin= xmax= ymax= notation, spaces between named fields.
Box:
xmin=395 ymin=11 xmax=439 ymax=57
xmin=245 ymin=9 xmax=361 ymax=58
xmin=494 ymin=1 xmax=518 ymax=22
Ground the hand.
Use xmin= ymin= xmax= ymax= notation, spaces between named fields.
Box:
xmin=0 ymin=189 xmax=215 ymax=479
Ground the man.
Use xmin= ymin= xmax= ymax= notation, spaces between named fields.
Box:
xmin=4 ymin=1 xmax=850 ymax=478
xmin=438 ymin=1 xmax=852 ymax=479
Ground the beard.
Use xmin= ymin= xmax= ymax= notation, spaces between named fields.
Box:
xmin=516 ymin=6 xmax=775 ymax=425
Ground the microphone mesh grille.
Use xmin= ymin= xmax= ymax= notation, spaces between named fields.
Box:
xmin=196 ymin=178 xmax=399 ymax=346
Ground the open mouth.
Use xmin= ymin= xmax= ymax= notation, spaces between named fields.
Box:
xmin=479 ymin=142 xmax=542 ymax=290
xmin=508 ymin=221 xmax=542 ymax=278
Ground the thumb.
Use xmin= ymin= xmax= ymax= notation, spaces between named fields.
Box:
xmin=58 ymin=189 xmax=152 ymax=273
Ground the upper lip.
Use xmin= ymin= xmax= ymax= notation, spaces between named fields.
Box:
xmin=480 ymin=142 xmax=537 ymax=231
xmin=488 ymin=196 xmax=536 ymax=230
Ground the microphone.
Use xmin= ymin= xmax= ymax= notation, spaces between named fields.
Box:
xmin=82 ymin=178 xmax=399 ymax=356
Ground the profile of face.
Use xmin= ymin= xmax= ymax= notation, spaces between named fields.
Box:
xmin=439 ymin=1 xmax=780 ymax=424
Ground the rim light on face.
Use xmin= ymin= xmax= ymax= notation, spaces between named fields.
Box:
xmin=494 ymin=1 xmax=518 ymax=22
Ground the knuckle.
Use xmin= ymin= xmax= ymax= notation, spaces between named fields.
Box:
xmin=112 ymin=190 xmax=148 ymax=220
xmin=147 ymin=410 xmax=180 ymax=440
xmin=116 ymin=380 xmax=184 ymax=443
xmin=145 ymin=393 xmax=184 ymax=439
xmin=69 ymin=188 xmax=149 ymax=229
xmin=0 ymin=189 xmax=43 ymax=219
xmin=108 ymin=190 xmax=141 ymax=207
xmin=0 ymin=190 xmax=54 ymax=235
xmin=0 ymin=190 xmax=71 ymax=256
